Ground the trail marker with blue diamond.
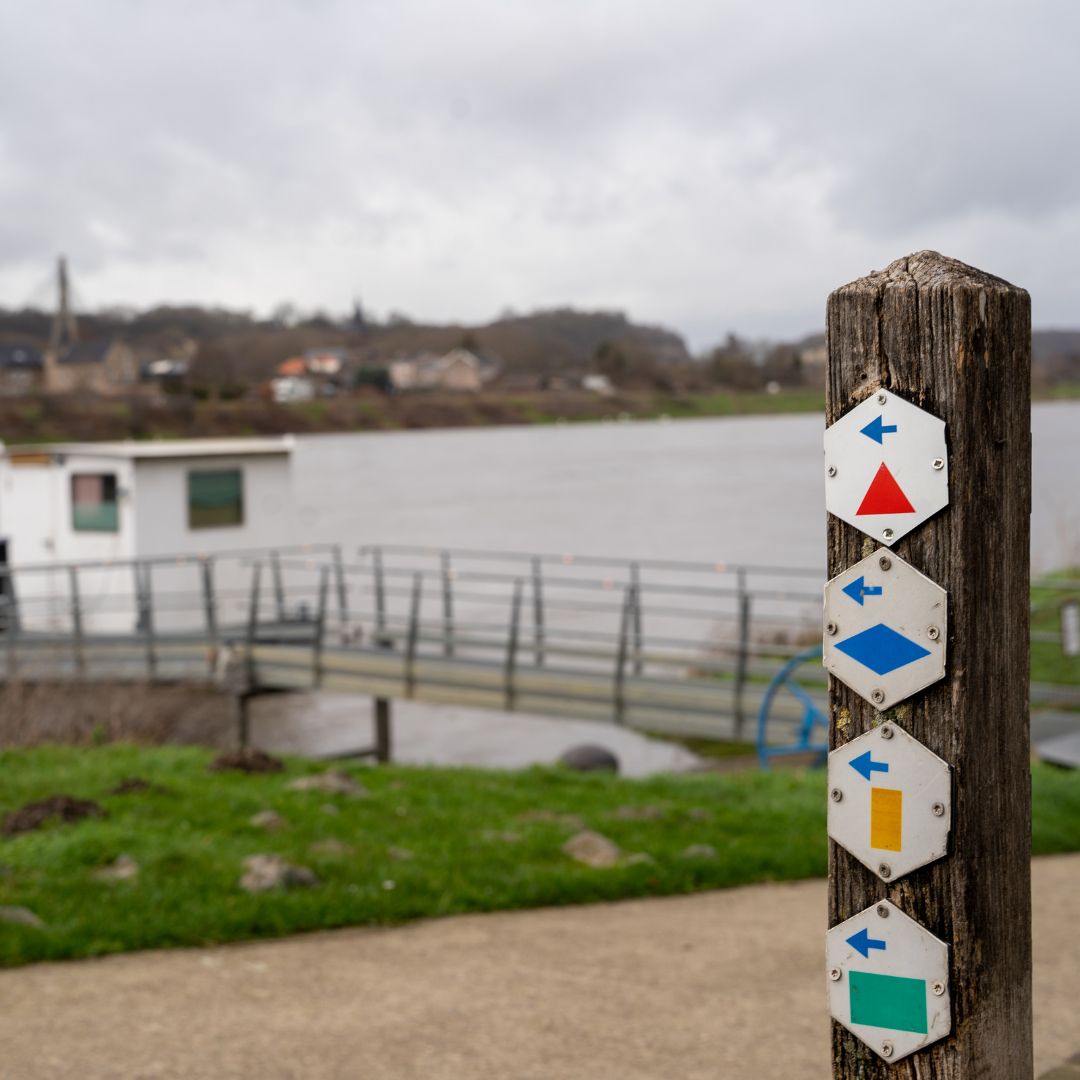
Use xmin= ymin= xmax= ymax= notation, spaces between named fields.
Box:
xmin=824 ymin=388 xmax=948 ymax=546
xmin=828 ymin=722 xmax=952 ymax=881
xmin=824 ymin=548 xmax=946 ymax=710
xmin=826 ymin=899 xmax=951 ymax=1062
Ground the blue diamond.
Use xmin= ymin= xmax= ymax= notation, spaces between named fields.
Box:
xmin=835 ymin=623 xmax=931 ymax=676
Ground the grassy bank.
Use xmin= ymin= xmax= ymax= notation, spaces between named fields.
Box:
xmin=0 ymin=388 xmax=825 ymax=444
xmin=1 ymin=746 xmax=1079 ymax=967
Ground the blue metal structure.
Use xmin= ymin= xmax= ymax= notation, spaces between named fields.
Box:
xmin=756 ymin=644 xmax=828 ymax=768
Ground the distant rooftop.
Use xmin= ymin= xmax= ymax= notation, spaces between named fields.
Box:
xmin=1 ymin=436 xmax=295 ymax=461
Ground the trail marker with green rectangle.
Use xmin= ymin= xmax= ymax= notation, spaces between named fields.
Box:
xmin=826 ymin=899 xmax=950 ymax=1062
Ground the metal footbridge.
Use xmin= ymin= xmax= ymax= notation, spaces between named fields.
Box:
xmin=1 ymin=543 xmax=1077 ymax=762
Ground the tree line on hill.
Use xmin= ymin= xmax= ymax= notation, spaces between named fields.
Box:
xmin=1 ymin=300 xmax=1077 ymax=397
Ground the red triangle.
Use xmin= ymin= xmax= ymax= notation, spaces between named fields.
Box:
xmin=856 ymin=462 xmax=916 ymax=515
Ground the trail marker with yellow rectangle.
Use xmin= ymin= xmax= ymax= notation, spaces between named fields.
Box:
xmin=870 ymin=787 xmax=903 ymax=852
xmin=827 ymin=722 xmax=950 ymax=882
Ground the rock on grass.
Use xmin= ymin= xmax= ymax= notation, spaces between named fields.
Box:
xmin=239 ymin=854 xmax=319 ymax=893
xmin=249 ymin=810 xmax=288 ymax=831
xmin=562 ymin=830 xmax=622 ymax=869
xmin=0 ymin=906 xmax=44 ymax=928
xmin=94 ymin=855 xmax=140 ymax=882
xmin=287 ymin=770 xmax=368 ymax=798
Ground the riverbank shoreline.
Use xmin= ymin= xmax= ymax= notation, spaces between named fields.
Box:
xmin=0 ymin=387 xmax=827 ymax=444
xmin=4 ymin=383 xmax=1078 ymax=445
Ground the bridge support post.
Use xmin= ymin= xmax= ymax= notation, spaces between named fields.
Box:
xmin=373 ymin=696 xmax=392 ymax=764
xmin=826 ymin=252 xmax=1031 ymax=1078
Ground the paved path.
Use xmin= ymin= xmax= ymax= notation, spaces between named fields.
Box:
xmin=2 ymin=854 xmax=1078 ymax=1079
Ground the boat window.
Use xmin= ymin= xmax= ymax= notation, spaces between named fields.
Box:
xmin=188 ymin=468 xmax=244 ymax=528
xmin=71 ymin=473 xmax=119 ymax=532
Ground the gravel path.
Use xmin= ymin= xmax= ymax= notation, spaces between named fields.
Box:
xmin=1 ymin=854 xmax=1077 ymax=1079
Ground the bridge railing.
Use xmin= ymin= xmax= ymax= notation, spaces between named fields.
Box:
xmin=1 ymin=543 xmax=1078 ymax=748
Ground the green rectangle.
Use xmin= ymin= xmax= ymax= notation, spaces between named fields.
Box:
xmin=849 ymin=970 xmax=928 ymax=1034
xmin=188 ymin=469 xmax=243 ymax=529
xmin=73 ymin=503 xmax=119 ymax=532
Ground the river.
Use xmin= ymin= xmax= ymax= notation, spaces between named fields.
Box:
xmin=290 ymin=402 xmax=1080 ymax=575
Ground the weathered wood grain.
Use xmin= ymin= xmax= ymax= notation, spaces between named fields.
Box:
xmin=826 ymin=251 xmax=1032 ymax=1078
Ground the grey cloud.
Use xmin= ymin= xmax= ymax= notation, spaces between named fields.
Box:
xmin=0 ymin=0 xmax=1077 ymax=344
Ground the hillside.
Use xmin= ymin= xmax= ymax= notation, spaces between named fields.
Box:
xmin=0 ymin=304 xmax=691 ymax=384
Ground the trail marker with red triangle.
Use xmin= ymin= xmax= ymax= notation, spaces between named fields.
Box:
xmin=824 ymin=389 xmax=948 ymax=545
xmin=856 ymin=463 xmax=916 ymax=517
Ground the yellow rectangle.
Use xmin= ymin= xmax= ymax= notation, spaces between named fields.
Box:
xmin=870 ymin=787 xmax=903 ymax=852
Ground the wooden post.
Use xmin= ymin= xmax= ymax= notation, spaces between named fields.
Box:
xmin=827 ymin=252 xmax=1031 ymax=1077
xmin=373 ymin=697 xmax=392 ymax=764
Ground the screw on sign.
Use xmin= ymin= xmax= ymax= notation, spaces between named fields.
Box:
xmin=826 ymin=899 xmax=951 ymax=1063
xmin=824 ymin=389 xmax=948 ymax=546
xmin=823 ymin=549 xmax=946 ymax=711
xmin=828 ymin=723 xmax=951 ymax=882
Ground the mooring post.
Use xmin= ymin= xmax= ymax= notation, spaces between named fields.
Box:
xmin=826 ymin=252 xmax=1031 ymax=1077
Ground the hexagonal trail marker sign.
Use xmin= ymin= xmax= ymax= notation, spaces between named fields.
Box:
xmin=823 ymin=548 xmax=946 ymax=711
xmin=824 ymin=388 xmax=948 ymax=546
xmin=827 ymin=899 xmax=951 ymax=1063
xmin=828 ymin=722 xmax=951 ymax=882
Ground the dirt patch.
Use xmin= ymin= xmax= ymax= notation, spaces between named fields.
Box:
xmin=2 ymin=795 xmax=107 ymax=838
xmin=208 ymin=748 xmax=284 ymax=774
xmin=108 ymin=778 xmax=171 ymax=796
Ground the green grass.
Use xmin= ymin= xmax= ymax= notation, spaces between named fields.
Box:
xmin=1 ymin=746 xmax=1078 ymax=968
xmin=654 ymin=388 xmax=825 ymax=418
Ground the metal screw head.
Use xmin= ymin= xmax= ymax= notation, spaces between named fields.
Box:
xmin=882 ymin=1041 xmax=894 ymax=1058
xmin=932 ymin=457 xmax=945 ymax=471
xmin=931 ymin=981 xmax=945 ymax=997
xmin=880 ymin=724 xmax=893 ymax=739
xmin=932 ymin=802 xmax=946 ymax=817
xmin=825 ymin=621 xmax=838 ymax=636
xmin=927 ymin=625 xmax=941 ymax=641
xmin=830 ymin=788 xmax=843 ymax=803
xmin=876 ymin=904 xmax=889 ymax=918
xmin=878 ymin=556 xmax=892 ymax=571
xmin=877 ymin=393 xmax=887 ymax=405
xmin=871 ymin=689 xmax=885 ymax=705
xmin=829 ymin=967 xmax=842 ymax=982
xmin=882 ymin=528 xmax=895 ymax=541
xmin=827 ymin=465 xmax=837 ymax=477
xmin=878 ymin=862 xmax=892 ymax=879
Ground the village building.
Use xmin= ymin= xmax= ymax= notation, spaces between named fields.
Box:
xmin=43 ymin=337 xmax=139 ymax=395
xmin=0 ymin=343 xmax=43 ymax=396
xmin=387 ymin=348 xmax=498 ymax=392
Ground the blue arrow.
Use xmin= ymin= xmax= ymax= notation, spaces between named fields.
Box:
xmin=849 ymin=750 xmax=889 ymax=782
xmin=842 ymin=576 xmax=883 ymax=606
xmin=847 ymin=928 xmax=887 ymax=959
xmin=860 ymin=415 xmax=898 ymax=444
xmin=835 ymin=623 xmax=931 ymax=676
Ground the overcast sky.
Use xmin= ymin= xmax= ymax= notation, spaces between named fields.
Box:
xmin=1 ymin=0 xmax=1077 ymax=349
